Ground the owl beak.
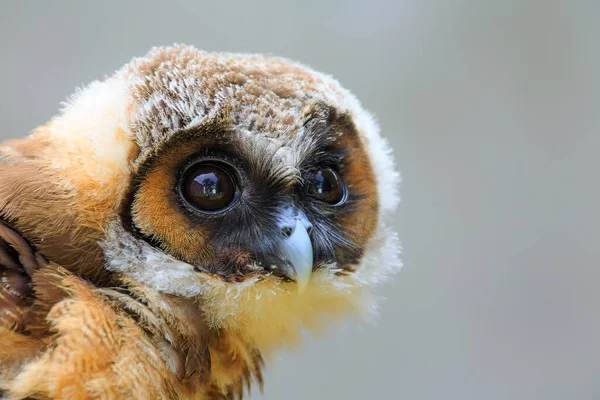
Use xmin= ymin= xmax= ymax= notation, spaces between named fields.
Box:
xmin=272 ymin=208 xmax=314 ymax=294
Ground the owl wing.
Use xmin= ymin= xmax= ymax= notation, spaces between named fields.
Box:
xmin=0 ymin=218 xmax=47 ymax=332
xmin=0 ymin=140 xmax=187 ymax=399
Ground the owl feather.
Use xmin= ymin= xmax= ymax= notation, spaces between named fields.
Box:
xmin=0 ymin=45 xmax=400 ymax=399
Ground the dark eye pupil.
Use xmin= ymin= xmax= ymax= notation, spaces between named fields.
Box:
xmin=310 ymin=168 xmax=345 ymax=205
xmin=181 ymin=164 xmax=237 ymax=212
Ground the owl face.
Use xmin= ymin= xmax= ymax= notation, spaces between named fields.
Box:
xmin=123 ymin=102 xmax=377 ymax=294
xmin=33 ymin=46 xmax=401 ymax=346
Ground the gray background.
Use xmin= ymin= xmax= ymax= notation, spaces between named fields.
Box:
xmin=1 ymin=1 xmax=598 ymax=399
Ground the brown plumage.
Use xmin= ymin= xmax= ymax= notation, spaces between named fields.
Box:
xmin=0 ymin=45 xmax=400 ymax=399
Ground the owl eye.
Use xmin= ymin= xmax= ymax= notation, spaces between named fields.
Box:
xmin=308 ymin=168 xmax=347 ymax=205
xmin=180 ymin=162 xmax=240 ymax=213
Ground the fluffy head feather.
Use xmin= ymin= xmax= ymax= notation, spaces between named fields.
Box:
xmin=103 ymin=46 xmax=401 ymax=345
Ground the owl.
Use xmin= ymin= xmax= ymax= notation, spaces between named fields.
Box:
xmin=0 ymin=45 xmax=400 ymax=399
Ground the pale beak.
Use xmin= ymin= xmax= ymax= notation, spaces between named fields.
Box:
xmin=269 ymin=207 xmax=314 ymax=293
xmin=276 ymin=219 xmax=313 ymax=293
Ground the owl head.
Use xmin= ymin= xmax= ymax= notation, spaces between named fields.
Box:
xmin=3 ymin=45 xmax=400 ymax=352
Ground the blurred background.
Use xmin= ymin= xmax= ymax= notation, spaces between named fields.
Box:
xmin=1 ymin=1 xmax=598 ymax=399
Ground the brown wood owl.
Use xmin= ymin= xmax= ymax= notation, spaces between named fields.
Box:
xmin=0 ymin=45 xmax=400 ymax=399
